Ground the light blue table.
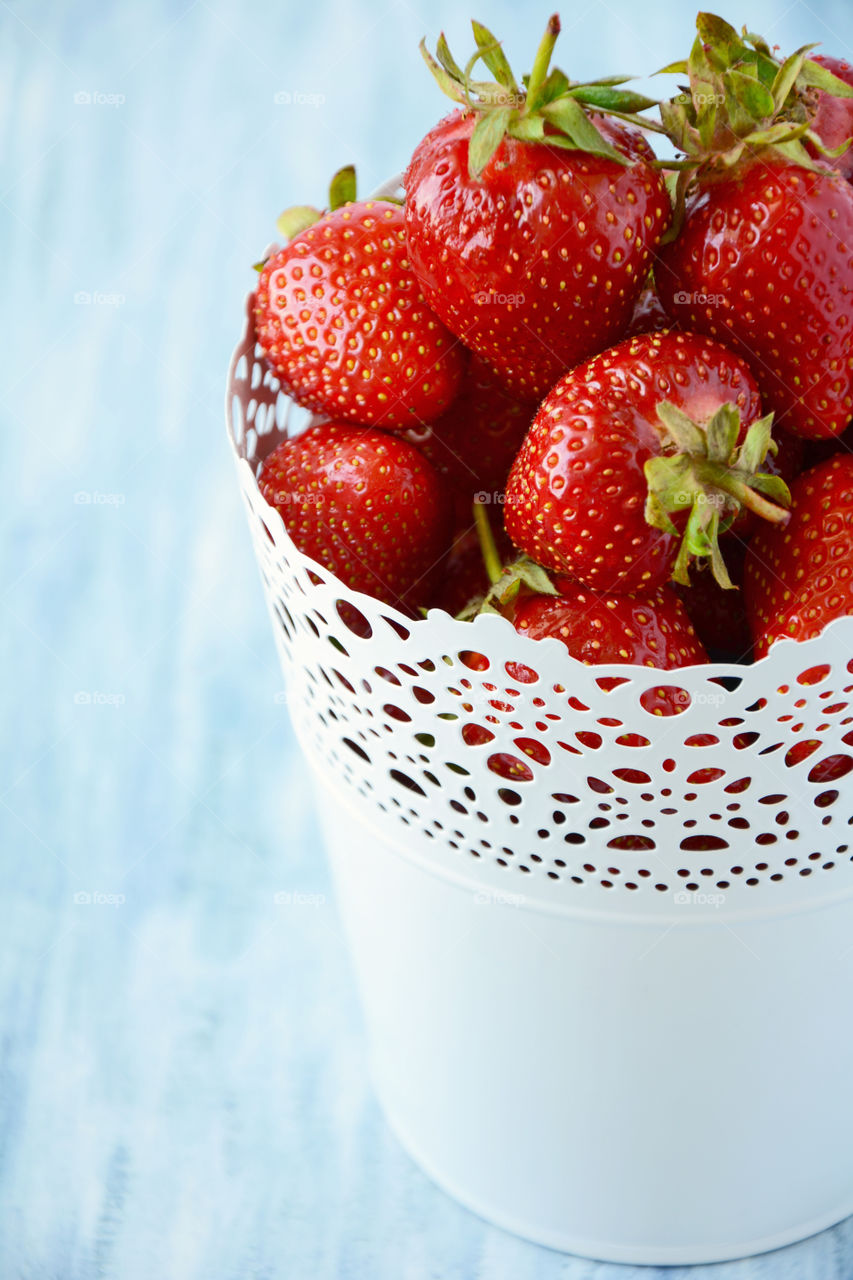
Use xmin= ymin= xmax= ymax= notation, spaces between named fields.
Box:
xmin=3 ymin=1 xmax=853 ymax=1275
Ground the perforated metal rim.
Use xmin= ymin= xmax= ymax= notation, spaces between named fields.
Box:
xmin=227 ymin=295 xmax=853 ymax=916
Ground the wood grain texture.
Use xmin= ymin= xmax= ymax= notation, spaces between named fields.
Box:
xmin=2 ymin=0 xmax=853 ymax=1276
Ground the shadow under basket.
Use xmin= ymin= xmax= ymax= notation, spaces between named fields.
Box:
xmin=227 ymin=295 xmax=853 ymax=1266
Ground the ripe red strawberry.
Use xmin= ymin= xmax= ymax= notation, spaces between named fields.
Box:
xmin=513 ymin=576 xmax=707 ymax=668
xmin=807 ymin=55 xmax=853 ymax=180
xmin=656 ymin=18 xmax=853 ymax=440
xmin=505 ymin=330 xmax=790 ymax=594
xmin=405 ymin=354 xmax=532 ymax=524
xmin=258 ymin=423 xmax=451 ymax=608
xmin=254 ymin=175 xmax=464 ymax=429
xmin=744 ymin=455 xmax=853 ymax=656
xmin=404 ymin=18 xmax=671 ymax=403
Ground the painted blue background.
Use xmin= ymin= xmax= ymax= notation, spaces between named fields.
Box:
xmin=3 ymin=1 xmax=853 ymax=1275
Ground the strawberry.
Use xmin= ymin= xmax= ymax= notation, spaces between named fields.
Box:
xmin=405 ymin=354 xmax=532 ymax=522
xmin=403 ymin=18 xmax=671 ymax=403
xmin=504 ymin=330 xmax=790 ymax=595
xmin=656 ymin=17 xmax=853 ymax=440
xmin=807 ymin=55 xmax=853 ymax=180
xmin=744 ymin=455 xmax=853 ymax=656
xmin=254 ymin=168 xmax=464 ymax=430
xmin=513 ymin=576 xmax=707 ymax=668
xmin=258 ymin=422 xmax=451 ymax=608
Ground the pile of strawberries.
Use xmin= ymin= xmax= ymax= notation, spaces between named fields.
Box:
xmin=252 ymin=13 xmax=853 ymax=672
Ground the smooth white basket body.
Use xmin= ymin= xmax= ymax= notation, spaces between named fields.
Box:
xmin=227 ymin=294 xmax=853 ymax=1264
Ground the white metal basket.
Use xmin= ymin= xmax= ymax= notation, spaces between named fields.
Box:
xmin=227 ymin=290 xmax=853 ymax=1265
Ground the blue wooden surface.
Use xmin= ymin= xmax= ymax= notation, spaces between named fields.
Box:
xmin=4 ymin=1 xmax=853 ymax=1276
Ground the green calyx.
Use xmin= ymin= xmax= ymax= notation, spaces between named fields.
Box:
xmin=458 ymin=498 xmax=558 ymax=619
xmin=644 ymin=400 xmax=792 ymax=590
xmin=274 ymin=164 xmax=357 ymax=243
xmin=420 ymin=14 xmax=664 ymax=179
xmin=659 ymin=12 xmax=853 ymax=184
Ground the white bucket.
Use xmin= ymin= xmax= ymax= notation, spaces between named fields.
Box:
xmin=227 ymin=293 xmax=853 ymax=1265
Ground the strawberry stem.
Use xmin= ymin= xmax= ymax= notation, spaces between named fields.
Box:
xmin=644 ymin=400 xmax=792 ymax=588
xmin=525 ymin=14 xmax=561 ymax=111
xmin=696 ymin=461 xmax=792 ymax=525
xmin=473 ymin=498 xmax=503 ymax=585
xmin=420 ymin=16 xmax=662 ymax=174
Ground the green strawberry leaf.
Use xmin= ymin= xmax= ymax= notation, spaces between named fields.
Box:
xmin=656 ymin=401 xmax=707 ymax=454
xmin=735 ymin=412 xmax=775 ymax=472
xmin=541 ymin=95 xmax=625 ymax=161
xmin=468 ymin=106 xmax=512 ymax=178
xmin=704 ymin=402 xmax=740 ymax=462
xmin=328 ymin=165 xmax=356 ymax=211
xmin=696 ymin=13 xmax=744 ymax=67
xmin=419 ymin=38 xmax=468 ymax=104
xmin=511 ymin=114 xmax=546 ymax=142
xmin=799 ymin=57 xmax=853 ymax=98
xmin=568 ymin=86 xmax=659 ymax=112
xmin=771 ymin=47 xmax=810 ymax=111
xmin=471 ymin=19 xmax=519 ymax=93
xmin=748 ymin=473 xmax=793 ymax=506
xmin=536 ymin=67 xmax=570 ymax=104
xmin=435 ymin=32 xmax=466 ymax=83
xmin=276 ymin=204 xmax=322 ymax=241
xmin=729 ymin=69 xmax=776 ymax=120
